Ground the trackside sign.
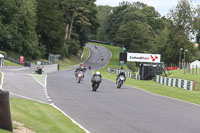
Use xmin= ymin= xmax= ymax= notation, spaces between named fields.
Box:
xmin=127 ymin=53 xmax=161 ymax=63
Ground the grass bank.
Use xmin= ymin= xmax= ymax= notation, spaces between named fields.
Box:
xmin=4 ymin=60 xmax=22 ymax=66
xmin=168 ymin=69 xmax=200 ymax=91
xmin=59 ymin=47 xmax=89 ymax=70
xmin=88 ymin=42 xmax=200 ymax=105
xmin=10 ymin=98 xmax=85 ymax=133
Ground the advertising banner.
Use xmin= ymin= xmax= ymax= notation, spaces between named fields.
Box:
xmin=127 ymin=53 xmax=161 ymax=63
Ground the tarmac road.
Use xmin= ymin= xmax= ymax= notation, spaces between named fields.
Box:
xmin=48 ymin=43 xmax=200 ymax=133
xmin=1 ymin=66 xmax=49 ymax=103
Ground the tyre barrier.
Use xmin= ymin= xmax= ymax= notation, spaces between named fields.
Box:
xmin=156 ymin=75 xmax=194 ymax=91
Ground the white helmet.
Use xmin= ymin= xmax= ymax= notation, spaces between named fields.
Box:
xmin=96 ymin=71 xmax=100 ymax=75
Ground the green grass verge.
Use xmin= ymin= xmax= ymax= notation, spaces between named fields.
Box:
xmin=88 ymin=42 xmax=200 ymax=105
xmin=31 ymin=74 xmax=46 ymax=86
xmin=10 ymin=98 xmax=85 ymax=133
xmin=58 ymin=47 xmax=90 ymax=69
xmin=0 ymin=129 xmax=11 ymax=133
xmin=168 ymin=69 xmax=200 ymax=82
xmin=168 ymin=69 xmax=200 ymax=91
xmin=81 ymin=47 xmax=90 ymax=63
xmin=4 ymin=60 xmax=22 ymax=66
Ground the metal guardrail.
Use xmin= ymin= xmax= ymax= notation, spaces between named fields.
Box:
xmin=107 ymin=68 xmax=132 ymax=78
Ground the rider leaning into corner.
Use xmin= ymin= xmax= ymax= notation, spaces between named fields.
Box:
xmin=91 ymin=71 xmax=102 ymax=82
xmin=75 ymin=64 xmax=85 ymax=78
xmin=116 ymin=70 xmax=126 ymax=84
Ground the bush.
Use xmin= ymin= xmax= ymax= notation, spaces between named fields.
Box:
xmin=126 ymin=62 xmax=137 ymax=72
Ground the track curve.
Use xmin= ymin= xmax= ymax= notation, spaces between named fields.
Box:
xmin=47 ymin=43 xmax=200 ymax=133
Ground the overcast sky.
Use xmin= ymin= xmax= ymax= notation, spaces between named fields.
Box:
xmin=95 ymin=0 xmax=200 ymax=16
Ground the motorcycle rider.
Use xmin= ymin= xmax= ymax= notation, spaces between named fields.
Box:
xmin=88 ymin=64 xmax=92 ymax=70
xmin=101 ymin=55 xmax=104 ymax=61
xmin=75 ymin=64 xmax=85 ymax=78
xmin=91 ymin=71 xmax=102 ymax=84
xmin=116 ymin=71 xmax=126 ymax=84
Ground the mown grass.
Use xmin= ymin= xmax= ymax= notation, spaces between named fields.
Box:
xmin=167 ymin=69 xmax=200 ymax=91
xmin=0 ymin=129 xmax=10 ymax=133
xmin=58 ymin=47 xmax=90 ymax=67
xmin=88 ymin=42 xmax=200 ymax=105
xmin=168 ymin=69 xmax=200 ymax=82
xmin=4 ymin=60 xmax=22 ymax=66
xmin=10 ymin=98 xmax=85 ymax=133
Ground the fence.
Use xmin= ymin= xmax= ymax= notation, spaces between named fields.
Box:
xmin=156 ymin=75 xmax=194 ymax=91
xmin=107 ymin=68 xmax=132 ymax=78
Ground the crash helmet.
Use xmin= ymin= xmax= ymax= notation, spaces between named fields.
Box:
xmin=96 ymin=71 xmax=101 ymax=75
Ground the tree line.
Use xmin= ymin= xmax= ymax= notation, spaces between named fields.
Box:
xmin=94 ymin=0 xmax=200 ymax=64
xmin=1 ymin=0 xmax=200 ymax=64
xmin=0 ymin=0 xmax=98 ymax=60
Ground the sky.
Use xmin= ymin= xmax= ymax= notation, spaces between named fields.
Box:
xmin=95 ymin=0 xmax=200 ymax=16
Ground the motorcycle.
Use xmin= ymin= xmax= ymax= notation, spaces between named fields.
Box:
xmin=117 ymin=75 xmax=125 ymax=88
xmin=92 ymin=76 xmax=102 ymax=91
xmin=101 ymin=56 xmax=104 ymax=61
xmin=77 ymin=71 xmax=84 ymax=83
xmin=88 ymin=65 xmax=92 ymax=70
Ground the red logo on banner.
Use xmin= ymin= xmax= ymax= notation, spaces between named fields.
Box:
xmin=20 ymin=56 xmax=24 ymax=63
xmin=150 ymin=55 xmax=158 ymax=62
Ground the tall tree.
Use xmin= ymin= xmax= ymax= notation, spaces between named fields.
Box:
xmin=0 ymin=0 xmax=38 ymax=59
xmin=168 ymin=0 xmax=194 ymax=39
xmin=36 ymin=0 xmax=65 ymax=57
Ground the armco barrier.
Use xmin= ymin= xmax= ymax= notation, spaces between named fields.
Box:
xmin=108 ymin=68 xmax=132 ymax=78
xmin=156 ymin=75 xmax=194 ymax=91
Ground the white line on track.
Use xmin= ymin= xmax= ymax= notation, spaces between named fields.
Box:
xmin=105 ymin=78 xmax=200 ymax=108
xmin=0 ymin=71 xmax=4 ymax=90
xmin=31 ymin=74 xmax=91 ymax=133
xmin=83 ymin=45 xmax=91 ymax=64
xmin=10 ymin=92 xmax=49 ymax=104
xmin=51 ymin=103 xmax=91 ymax=133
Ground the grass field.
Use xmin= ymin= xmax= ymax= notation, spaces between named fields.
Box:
xmin=0 ymin=129 xmax=10 ymax=133
xmin=88 ymin=42 xmax=200 ymax=105
xmin=10 ymin=98 xmax=85 ymax=133
xmin=166 ymin=69 xmax=200 ymax=91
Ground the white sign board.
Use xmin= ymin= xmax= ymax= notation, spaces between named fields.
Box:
xmin=127 ymin=53 xmax=161 ymax=63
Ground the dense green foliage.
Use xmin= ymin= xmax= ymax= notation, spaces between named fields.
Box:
xmin=2 ymin=0 xmax=200 ymax=64
xmin=94 ymin=0 xmax=200 ymax=64
xmin=0 ymin=0 xmax=98 ymax=59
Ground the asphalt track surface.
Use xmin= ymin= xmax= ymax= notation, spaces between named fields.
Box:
xmin=47 ymin=44 xmax=200 ymax=133
xmin=1 ymin=66 xmax=49 ymax=103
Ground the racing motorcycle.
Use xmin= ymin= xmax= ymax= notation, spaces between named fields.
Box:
xmin=117 ymin=75 xmax=125 ymax=88
xmin=92 ymin=76 xmax=102 ymax=91
xmin=101 ymin=56 xmax=104 ymax=61
xmin=77 ymin=71 xmax=84 ymax=83
xmin=88 ymin=65 xmax=92 ymax=70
